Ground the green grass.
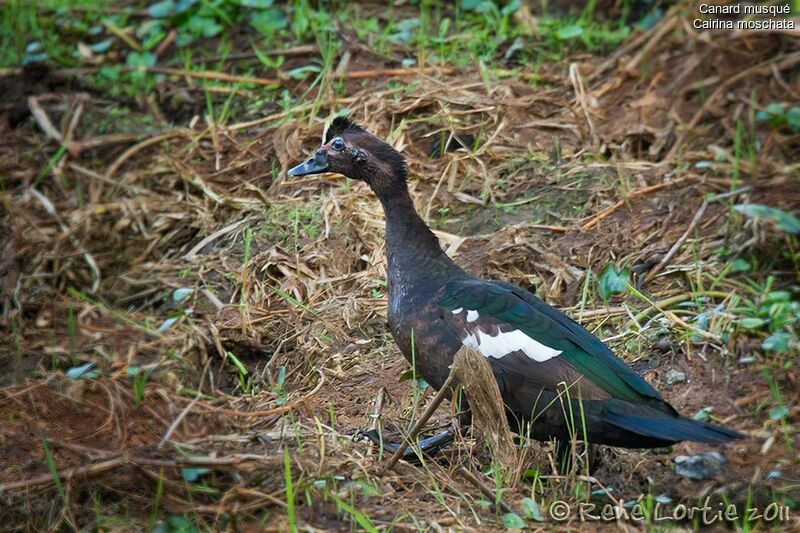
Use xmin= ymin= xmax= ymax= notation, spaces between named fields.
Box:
xmin=66 ymin=302 xmax=77 ymax=363
xmin=37 ymin=430 xmax=67 ymax=507
xmin=1 ymin=0 xmax=118 ymax=68
xmin=132 ymin=368 xmax=149 ymax=406
xmin=283 ymin=448 xmax=297 ymax=532
xmin=2 ymin=0 xmax=653 ymax=105
xmin=1 ymin=1 xmax=36 ymax=68
xmin=329 ymin=493 xmax=379 ymax=532
xmin=67 ymin=286 xmax=163 ymax=337
xmin=260 ymin=202 xmax=322 ymax=248
xmin=224 ymin=350 xmax=250 ymax=394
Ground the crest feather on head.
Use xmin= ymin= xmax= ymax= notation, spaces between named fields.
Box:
xmin=325 ymin=116 xmax=363 ymax=143
xmin=323 ymin=115 xmax=408 ymax=182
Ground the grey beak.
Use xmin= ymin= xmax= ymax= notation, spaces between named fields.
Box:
xmin=287 ymin=150 xmax=329 ymax=177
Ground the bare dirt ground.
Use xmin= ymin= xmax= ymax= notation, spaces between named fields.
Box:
xmin=1 ymin=3 xmax=799 ymax=531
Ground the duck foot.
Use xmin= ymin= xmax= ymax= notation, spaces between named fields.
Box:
xmin=555 ymin=439 xmax=599 ymax=474
xmin=355 ymin=429 xmax=454 ymax=463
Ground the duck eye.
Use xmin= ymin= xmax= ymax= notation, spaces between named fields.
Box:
xmin=331 ymin=138 xmax=345 ymax=151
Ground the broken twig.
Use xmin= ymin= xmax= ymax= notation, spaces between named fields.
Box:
xmin=643 ymin=187 xmax=752 ymax=284
xmin=382 ymin=372 xmax=456 ymax=474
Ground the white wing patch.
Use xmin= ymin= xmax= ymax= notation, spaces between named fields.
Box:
xmin=462 ymin=328 xmax=562 ymax=362
xmin=466 ymin=310 xmax=479 ymax=323
xmin=451 ymin=307 xmax=463 ymax=314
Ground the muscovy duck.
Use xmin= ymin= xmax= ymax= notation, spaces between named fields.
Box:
xmin=288 ymin=117 xmax=743 ymax=454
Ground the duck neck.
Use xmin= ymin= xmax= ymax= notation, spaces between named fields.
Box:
xmin=376 ymin=184 xmax=460 ymax=289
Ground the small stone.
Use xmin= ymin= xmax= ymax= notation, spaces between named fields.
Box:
xmin=341 ymin=343 xmax=359 ymax=354
xmin=665 ymin=369 xmax=686 ymax=385
xmin=674 ymin=451 xmax=726 ymax=480
xmin=655 ymin=336 xmax=675 ymax=351
xmin=738 ymin=355 xmax=757 ymax=365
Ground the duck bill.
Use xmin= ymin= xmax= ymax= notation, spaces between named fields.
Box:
xmin=287 ymin=151 xmax=329 ymax=177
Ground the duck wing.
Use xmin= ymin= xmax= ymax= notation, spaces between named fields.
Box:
xmin=438 ymin=277 xmax=672 ymax=413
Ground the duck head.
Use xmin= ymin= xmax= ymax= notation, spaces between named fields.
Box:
xmin=288 ymin=116 xmax=407 ymax=198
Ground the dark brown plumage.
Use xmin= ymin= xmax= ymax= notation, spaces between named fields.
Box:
xmin=288 ymin=117 xmax=744 ymax=454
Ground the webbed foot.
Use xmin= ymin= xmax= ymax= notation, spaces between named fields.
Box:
xmin=355 ymin=429 xmax=454 ymax=463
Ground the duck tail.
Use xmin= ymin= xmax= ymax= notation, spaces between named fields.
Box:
xmin=604 ymin=411 xmax=745 ymax=445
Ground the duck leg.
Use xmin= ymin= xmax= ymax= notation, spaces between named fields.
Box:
xmin=555 ymin=439 xmax=598 ymax=474
xmin=356 ymin=429 xmax=455 ymax=463
xmin=355 ymin=373 xmax=459 ymax=467
xmin=377 ymin=373 xmax=457 ymax=471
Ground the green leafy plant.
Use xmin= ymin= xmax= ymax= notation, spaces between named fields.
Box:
xmin=536 ymin=7 xmax=631 ymax=54
xmin=250 ymin=8 xmax=287 ymax=37
xmin=737 ymin=289 xmax=798 ymax=353
xmin=756 ymin=103 xmax=800 ymax=133
xmin=148 ymin=0 xmax=222 ymax=45
xmin=147 ymin=0 xmax=290 ymax=46
xmin=734 ymin=204 xmax=800 ymax=234
xmin=292 ymin=0 xmax=335 ymax=40
xmin=597 ymin=262 xmax=630 ymax=302
xmin=126 ymin=51 xmax=157 ymax=69
xmin=521 ymin=496 xmax=545 ymax=521
xmin=502 ymin=511 xmax=525 ymax=529
xmin=153 ymin=514 xmax=199 ymax=533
